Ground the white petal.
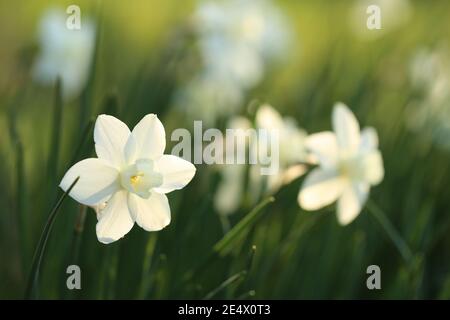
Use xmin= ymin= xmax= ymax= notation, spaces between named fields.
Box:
xmin=360 ymin=127 xmax=379 ymax=152
xmin=280 ymin=164 xmax=307 ymax=185
xmin=305 ymin=131 xmax=339 ymax=168
xmin=123 ymin=134 xmax=137 ymax=164
xmin=256 ymin=104 xmax=284 ymax=131
xmin=94 ymin=115 xmax=131 ymax=168
xmin=337 ymin=183 xmax=369 ymax=225
xmin=154 ymin=155 xmax=196 ymax=194
xmin=298 ymin=168 xmax=347 ymax=211
xmin=130 ymin=114 xmax=166 ymax=161
xmin=332 ymin=102 xmax=360 ymax=153
xmin=361 ymin=150 xmax=384 ymax=185
xmin=128 ymin=192 xmax=171 ymax=231
xmin=60 ymin=158 xmax=119 ymax=206
xmin=96 ymin=190 xmax=134 ymax=244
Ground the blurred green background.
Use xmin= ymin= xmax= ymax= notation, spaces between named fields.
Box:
xmin=1 ymin=0 xmax=450 ymax=299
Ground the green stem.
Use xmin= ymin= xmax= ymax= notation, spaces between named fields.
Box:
xmin=24 ymin=177 xmax=80 ymax=299
xmin=138 ymin=233 xmax=158 ymax=299
xmin=366 ymin=200 xmax=413 ymax=263
xmin=219 ymin=215 xmax=231 ymax=234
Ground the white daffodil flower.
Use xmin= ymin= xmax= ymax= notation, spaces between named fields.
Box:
xmin=407 ymin=46 xmax=450 ymax=149
xmin=33 ymin=8 xmax=96 ymax=100
xmin=60 ymin=114 xmax=196 ymax=244
xmin=250 ymin=104 xmax=309 ymax=193
xmin=176 ymin=0 xmax=291 ymax=125
xmin=214 ymin=105 xmax=309 ymax=215
xmin=298 ymin=103 xmax=384 ymax=225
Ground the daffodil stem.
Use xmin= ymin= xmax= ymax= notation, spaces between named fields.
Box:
xmin=70 ymin=205 xmax=87 ymax=264
xmin=138 ymin=233 xmax=158 ymax=299
xmin=219 ymin=215 xmax=231 ymax=234
xmin=367 ymin=200 xmax=413 ymax=263
xmin=24 ymin=177 xmax=80 ymax=300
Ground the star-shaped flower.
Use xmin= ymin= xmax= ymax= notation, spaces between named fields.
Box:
xmin=298 ymin=103 xmax=384 ymax=225
xmin=60 ymin=114 xmax=196 ymax=243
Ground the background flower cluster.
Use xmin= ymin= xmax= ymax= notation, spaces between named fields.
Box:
xmin=0 ymin=0 xmax=450 ymax=299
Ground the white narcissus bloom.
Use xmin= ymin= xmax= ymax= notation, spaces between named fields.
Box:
xmin=33 ymin=8 xmax=96 ymax=100
xmin=60 ymin=114 xmax=196 ymax=244
xmin=214 ymin=105 xmax=309 ymax=215
xmin=250 ymin=104 xmax=309 ymax=192
xmin=407 ymin=46 xmax=450 ymax=149
xmin=298 ymin=103 xmax=384 ymax=225
xmin=176 ymin=0 xmax=291 ymax=125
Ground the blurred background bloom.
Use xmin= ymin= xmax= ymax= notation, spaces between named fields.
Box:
xmin=1 ymin=0 xmax=450 ymax=300
xmin=214 ymin=104 xmax=308 ymax=215
xmin=174 ymin=0 xmax=291 ymax=126
xmin=407 ymin=45 xmax=450 ymax=150
xmin=298 ymin=103 xmax=384 ymax=225
xmin=32 ymin=8 xmax=96 ymax=100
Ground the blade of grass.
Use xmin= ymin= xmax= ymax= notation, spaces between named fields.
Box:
xmin=203 ymin=270 xmax=247 ymax=300
xmin=213 ymin=197 xmax=275 ymax=255
xmin=367 ymin=199 xmax=413 ymax=263
xmin=62 ymin=205 xmax=87 ymax=299
xmin=230 ymin=245 xmax=257 ymax=298
xmin=183 ymin=196 xmax=274 ymax=282
xmin=24 ymin=176 xmax=80 ymax=299
xmin=7 ymin=92 xmax=29 ymax=279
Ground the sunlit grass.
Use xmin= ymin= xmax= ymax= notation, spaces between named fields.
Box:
xmin=0 ymin=0 xmax=450 ymax=300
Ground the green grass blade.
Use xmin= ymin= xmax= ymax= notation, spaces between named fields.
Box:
xmin=213 ymin=197 xmax=275 ymax=255
xmin=183 ymin=197 xmax=274 ymax=282
xmin=24 ymin=176 xmax=79 ymax=299
xmin=203 ymin=270 xmax=247 ymax=300
xmin=367 ymin=199 xmax=413 ymax=263
xmin=8 ymin=106 xmax=30 ymax=278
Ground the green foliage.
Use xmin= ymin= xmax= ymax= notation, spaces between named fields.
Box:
xmin=0 ymin=0 xmax=450 ymax=299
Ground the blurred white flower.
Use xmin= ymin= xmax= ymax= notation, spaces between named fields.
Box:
xmin=60 ymin=114 xmax=196 ymax=244
xmin=214 ymin=105 xmax=308 ymax=215
xmin=407 ymin=46 xmax=450 ymax=149
xmin=350 ymin=0 xmax=412 ymax=40
xmin=298 ymin=103 xmax=384 ymax=225
xmin=32 ymin=8 xmax=96 ymax=100
xmin=176 ymin=0 xmax=291 ymax=125
xmin=195 ymin=0 xmax=289 ymax=88
xmin=250 ymin=104 xmax=309 ymax=193
xmin=195 ymin=0 xmax=289 ymax=60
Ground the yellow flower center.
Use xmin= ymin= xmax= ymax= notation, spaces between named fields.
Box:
xmin=130 ymin=173 xmax=143 ymax=186
xmin=120 ymin=159 xmax=163 ymax=199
